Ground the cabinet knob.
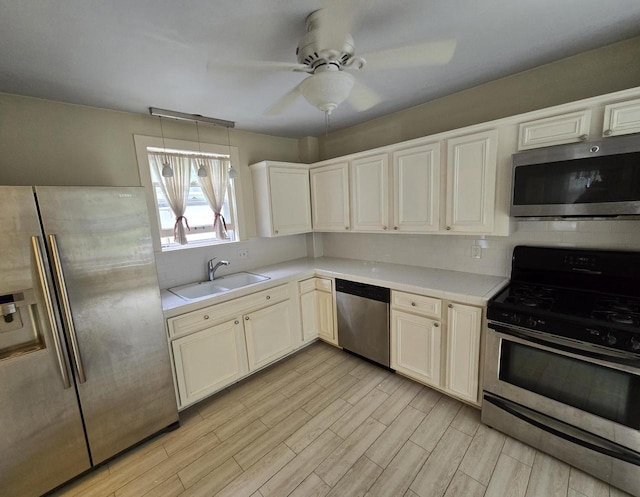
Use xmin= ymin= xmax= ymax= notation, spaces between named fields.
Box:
xmin=345 ymin=226 xmax=349 ymax=230
xmin=383 ymin=226 xmax=388 ymax=230
xmin=204 ymin=315 xmax=209 ymax=320
xmin=448 ymin=304 xmax=453 ymax=309
xmin=434 ymin=323 xmax=440 ymax=327
xmin=234 ymin=320 xmax=239 ymax=325
xmin=266 ymin=295 xmax=271 ymax=300
xmin=275 ymin=230 xmax=279 ymax=234
xmin=604 ymin=129 xmax=613 ymax=136
xmin=394 ymin=226 xmax=398 ymax=230
xmin=245 ymin=316 xmax=250 ymax=321
xmin=411 ymin=302 xmax=416 ymax=307
xmin=579 ymin=134 xmax=588 ymax=141
xmin=446 ymin=226 xmax=451 ymax=231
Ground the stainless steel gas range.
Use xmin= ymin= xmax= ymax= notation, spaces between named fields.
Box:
xmin=482 ymin=246 xmax=640 ymax=497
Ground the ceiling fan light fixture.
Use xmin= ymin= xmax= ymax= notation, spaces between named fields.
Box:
xmin=299 ymin=68 xmax=354 ymax=115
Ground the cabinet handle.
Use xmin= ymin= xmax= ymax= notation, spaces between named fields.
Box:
xmin=448 ymin=304 xmax=453 ymax=309
xmin=204 ymin=315 xmax=209 ymax=320
xmin=345 ymin=226 xmax=349 ymax=230
xmin=275 ymin=230 xmax=279 ymax=234
xmin=266 ymin=295 xmax=271 ymax=300
xmin=604 ymin=129 xmax=613 ymax=136
xmin=245 ymin=316 xmax=250 ymax=321
xmin=383 ymin=226 xmax=388 ymax=230
xmin=234 ymin=320 xmax=239 ymax=325
xmin=434 ymin=323 xmax=440 ymax=327
xmin=394 ymin=226 xmax=398 ymax=230
xmin=446 ymin=226 xmax=451 ymax=231
xmin=411 ymin=302 xmax=416 ymax=307
xmin=579 ymin=134 xmax=588 ymax=141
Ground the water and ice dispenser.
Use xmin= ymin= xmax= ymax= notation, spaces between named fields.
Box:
xmin=0 ymin=289 xmax=45 ymax=360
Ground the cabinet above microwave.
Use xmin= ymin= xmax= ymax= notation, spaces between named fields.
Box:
xmin=510 ymin=134 xmax=640 ymax=218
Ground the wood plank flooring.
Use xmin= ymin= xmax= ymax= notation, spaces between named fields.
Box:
xmin=52 ymin=341 xmax=633 ymax=497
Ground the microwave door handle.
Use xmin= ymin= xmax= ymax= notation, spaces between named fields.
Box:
xmin=31 ymin=236 xmax=72 ymax=389
xmin=47 ymin=234 xmax=87 ymax=384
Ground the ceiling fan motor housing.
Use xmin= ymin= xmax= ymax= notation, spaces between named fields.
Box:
xmin=296 ymin=10 xmax=356 ymax=71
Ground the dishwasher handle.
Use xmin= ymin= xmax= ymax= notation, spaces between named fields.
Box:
xmin=335 ymin=279 xmax=390 ymax=303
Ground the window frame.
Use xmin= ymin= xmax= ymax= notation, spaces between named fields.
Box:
xmin=134 ymin=134 xmax=245 ymax=252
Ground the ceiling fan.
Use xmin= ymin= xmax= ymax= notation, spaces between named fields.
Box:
xmin=256 ymin=0 xmax=457 ymax=119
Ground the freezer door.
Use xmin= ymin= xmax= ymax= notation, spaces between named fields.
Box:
xmin=0 ymin=187 xmax=90 ymax=497
xmin=35 ymin=186 xmax=178 ymax=465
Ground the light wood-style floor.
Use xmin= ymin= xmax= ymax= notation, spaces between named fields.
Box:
xmin=53 ymin=341 xmax=632 ymax=497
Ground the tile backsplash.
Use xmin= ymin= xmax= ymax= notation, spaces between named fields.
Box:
xmin=321 ymin=220 xmax=640 ymax=277
xmin=154 ymin=234 xmax=308 ymax=289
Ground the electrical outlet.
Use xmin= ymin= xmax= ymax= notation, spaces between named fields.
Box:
xmin=237 ymin=249 xmax=249 ymax=259
xmin=471 ymin=245 xmax=482 ymax=259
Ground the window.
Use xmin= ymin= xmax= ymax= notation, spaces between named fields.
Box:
xmin=134 ymin=135 xmax=243 ymax=252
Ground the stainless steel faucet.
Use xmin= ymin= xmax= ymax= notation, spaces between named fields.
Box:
xmin=207 ymin=258 xmax=230 ymax=281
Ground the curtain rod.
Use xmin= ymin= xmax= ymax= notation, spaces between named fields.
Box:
xmin=149 ymin=107 xmax=235 ymax=128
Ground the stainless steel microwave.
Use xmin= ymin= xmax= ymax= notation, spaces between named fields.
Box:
xmin=510 ymin=134 xmax=640 ymax=217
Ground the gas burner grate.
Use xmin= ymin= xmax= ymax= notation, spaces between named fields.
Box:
xmin=592 ymin=296 xmax=640 ymax=327
xmin=504 ymin=284 xmax=557 ymax=310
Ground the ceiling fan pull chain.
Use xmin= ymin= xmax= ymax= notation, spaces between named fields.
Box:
xmin=325 ymin=110 xmax=330 ymax=136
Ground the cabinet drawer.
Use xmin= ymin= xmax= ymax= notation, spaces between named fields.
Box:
xmin=168 ymin=284 xmax=289 ymax=338
xmin=392 ymin=290 xmax=441 ymax=318
xmin=299 ymin=277 xmax=332 ymax=294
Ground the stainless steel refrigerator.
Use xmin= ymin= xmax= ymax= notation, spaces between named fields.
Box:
xmin=0 ymin=186 xmax=179 ymax=496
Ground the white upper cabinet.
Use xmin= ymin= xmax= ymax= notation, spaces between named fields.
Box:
xmin=602 ymin=98 xmax=640 ymax=137
xmin=517 ymin=110 xmax=591 ymax=150
xmin=310 ymin=162 xmax=350 ymax=231
xmin=351 ymin=153 xmax=389 ymax=232
xmin=445 ymin=130 xmax=498 ymax=233
xmin=392 ymin=142 xmax=441 ymax=232
xmin=250 ymin=161 xmax=312 ymax=237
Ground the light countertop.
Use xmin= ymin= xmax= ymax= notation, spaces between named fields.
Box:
xmin=161 ymin=257 xmax=509 ymax=318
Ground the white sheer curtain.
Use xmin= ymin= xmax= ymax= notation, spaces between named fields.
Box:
xmin=149 ymin=153 xmax=192 ymax=245
xmin=196 ymin=156 xmax=230 ymax=239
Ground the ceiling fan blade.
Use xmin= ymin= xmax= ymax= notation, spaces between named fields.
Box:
xmin=315 ymin=0 xmax=363 ymax=51
xmin=362 ymin=39 xmax=457 ymax=70
xmin=347 ymin=79 xmax=382 ymax=112
xmin=265 ymin=85 xmax=302 ymax=115
xmin=207 ymin=58 xmax=310 ymax=73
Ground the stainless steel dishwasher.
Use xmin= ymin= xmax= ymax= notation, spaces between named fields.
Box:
xmin=336 ymin=279 xmax=390 ymax=367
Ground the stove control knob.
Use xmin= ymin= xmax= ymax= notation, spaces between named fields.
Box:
xmin=511 ymin=314 xmax=521 ymax=325
xmin=629 ymin=337 xmax=640 ymax=352
xmin=604 ymin=333 xmax=618 ymax=346
xmin=526 ymin=317 xmax=538 ymax=328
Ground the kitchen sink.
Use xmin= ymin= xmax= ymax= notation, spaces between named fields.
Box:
xmin=168 ymin=272 xmax=270 ymax=300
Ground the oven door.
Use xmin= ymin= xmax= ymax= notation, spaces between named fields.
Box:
xmin=484 ymin=323 xmax=640 ymax=453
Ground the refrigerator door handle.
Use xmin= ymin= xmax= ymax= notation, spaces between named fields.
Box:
xmin=31 ymin=236 xmax=72 ymax=389
xmin=48 ymin=234 xmax=87 ymax=384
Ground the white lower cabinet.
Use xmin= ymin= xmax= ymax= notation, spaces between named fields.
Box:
xmin=444 ymin=302 xmax=482 ymax=403
xmin=244 ymin=300 xmax=294 ymax=371
xmin=391 ymin=310 xmax=441 ymax=388
xmin=172 ymin=318 xmax=248 ymax=407
xmin=167 ymin=284 xmax=297 ymax=409
xmin=299 ymin=277 xmax=336 ymax=345
xmin=391 ymin=290 xmax=483 ymax=405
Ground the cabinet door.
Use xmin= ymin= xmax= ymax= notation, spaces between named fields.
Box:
xmin=351 ymin=154 xmax=389 ymax=231
xmin=244 ymin=300 xmax=294 ymax=371
xmin=518 ymin=110 xmax=591 ymax=150
xmin=392 ymin=143 xmax=441 ymax=232
xmin=172 ymin=318 xmax=248 ymax=408
xmin=445 ymin=130 xmax=497 ymax=233
xmin=269 ymin=167 xmax=312 ymax=236
xmin=603 ymin=98 xmax=640 ymax=137
xmin=391 ymin=310 xmax=441 ymax=388
xmin=444 ymin=303 xmax=482 ymax=404
xmin=316 ymin=290 xmax=335 ymax=343
xmin=310 ymin=163 xmax=350 ymax=231
xmin=300 ymin=290 xmax=319 ymax=342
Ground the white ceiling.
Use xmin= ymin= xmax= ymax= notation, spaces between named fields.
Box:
xmin=2 ymin=0 xmax=640 ymax=138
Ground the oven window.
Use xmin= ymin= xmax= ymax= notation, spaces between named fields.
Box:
xmin=499 ymin=341 xmax=640 ymax=429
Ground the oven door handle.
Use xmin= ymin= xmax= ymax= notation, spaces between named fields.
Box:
xmin=484 ymin=394 xmax=640 ymax=467
xmin=488 ymin=322 xmax=640 ymax=367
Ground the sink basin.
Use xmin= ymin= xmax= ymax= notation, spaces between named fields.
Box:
xmin=168 ymin=272 xmax=270 ymax=300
